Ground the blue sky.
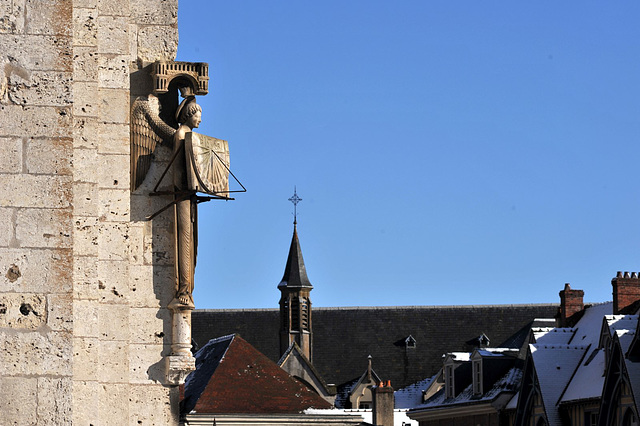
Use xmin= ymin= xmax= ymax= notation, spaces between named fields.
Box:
xmin=177 ymin=1 xmax=640 ymax=309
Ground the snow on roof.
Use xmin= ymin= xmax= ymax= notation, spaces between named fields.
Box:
xmin=394 ymin=376 xmax=435 ymax=409
xmin=475 ymin=348 xmax=519 ymax=357
xmin=419 ymin=367 xmax=522 ymax=409
xmin=560 ymin=348 xmax=605 ymax=403
xmin=606 ymin=315 xmax=638 ymax=335
xmin=305 ymin=408 xmax=418 ymax=426
xmin=569 ymin=302 xmax=612 ymax=347
xmin=446 ymin=352 xmax=470 ymax=362
xmin=530 ymin=344 xmax=588 ymax=426
xmin=533 ymin=328 xmax=574 ymax=345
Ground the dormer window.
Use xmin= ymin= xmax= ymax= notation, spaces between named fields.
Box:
xmin=405 ymin=335 xmax=416 ymax=349
xmin=445 ymin=364 xmax=455 ymax=398
xmin=472 ymin=359 xmax=482 ymax=395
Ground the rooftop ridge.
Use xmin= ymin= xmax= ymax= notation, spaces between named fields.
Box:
xmin=194 ymin=303 xmax=562 ymax=313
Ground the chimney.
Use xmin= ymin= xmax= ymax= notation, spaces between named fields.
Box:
xmin=612 ymin=271 xmax=640 ymax=314
xmin=372 ymin=380 xmax=394 ymax=426
xmin=559 ymin=283 xmax=584 ymax=327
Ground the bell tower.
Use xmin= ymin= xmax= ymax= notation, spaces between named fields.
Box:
xmin=278 ymin=189 xmax=313 ymax=361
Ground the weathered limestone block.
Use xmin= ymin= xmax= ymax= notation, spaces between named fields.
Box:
xmin=129 ymin=264 xmax=174 ymax=308
xmin=130 ymin=307 xmax=170 ymax=343
xmin=131 ymin=0 xmax=177 ymax=25
xmin=6 ymin=70 xmax=72 ymax=106
xmin=25 ymin=0 xmax=73 ymax=37
xmin=129 ymin=343 xmax=166 ymax=384
xmin=0 ymin=330 xmax=72 ymax=375
xmin=97 ymin=259 xmax=130 ymax=302
xmin=0 ymin=207 xmax=14 ymax=246
xmin=97 ymin=154 xmax=130 ymax=189
xmin=26 ymin=137 xmax=73 ymax=175
xmin=98 ymin=341 xmax=129 ymax=382
xmin=0 ymin=248 xmax=72 ymax=293
xmin=72 ymin=300 xmax=99 ymax=337
xmin=73 ymin=216 xmax=99 ymax=256
xmin=0 ymin=104 xmax=72 ymax=137
xmin=47 ymin=293 xmax=73 ymax=332
xmin=97 ymin=16 xmax=129 ymax=54
xmin=129 ymin=384 xmax=180 ymax=425
xmin=37 ymin=377 xmax=73 ymax=425
xmin=137 ymin=25 xmax=178 ymax=62
xmin=72 ymin=148 xmax=100 ymax=185
xmin=73 ymin=81 xmax=99 ymax=116
xmin=0 ymin=293 xmax=47 ymax=329
xmin=98 ymin=188 xmax=130 ymax=222
xmin=73 ymin=338 xmax=99 ymax=381
xmin=72 ymin=7 xmax=98 ymax=47
xmin=73 ymin=182 xmax=99 ymax=217
xmin=0 ymin=35 xmax=72 ymax=71
xmin=0 ymin=377 xmax=37 ymax=424
xmin=128 ymin=223 xmax=145 ymax=265
xmin=73 ymin=256 xmax=99 ymax=300
xmin=97 ymin=223 xmax=130 ymax=261
xmin=73 ymin=116 xmax=99 ymax=149
xmin=98 ymin=88 xmax=129 ymax=122
xmin=97 ymin=0 xmax=130 ymax=16
xmin=72 ymin=381 xmax=100 ymax=426
xmin=98 ymin=122 xmax=129 ymax=154
xmin=98 ymin=303 xmax=129 ymax=340
xmin=98 ymin=54 xmax=129 ymax=89
xmin=98 ymin=384 xmax=130 ymax=426
xmin=16 ymin=208 xmax=72 ymax=248
xmin=0 ymin=0 xmax=26 ymax=34
xmin=0 ymin=174 xmax=71 ymax=208
xmin=73 ymin=46 xmax=98 ymax=81
xmin=0 ymin=137 xmax=22 ymax=173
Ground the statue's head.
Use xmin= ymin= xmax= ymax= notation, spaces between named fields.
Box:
xmin=176 ymin=96 xmax=202 ymax=129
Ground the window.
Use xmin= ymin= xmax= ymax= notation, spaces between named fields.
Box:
xmin=473 ymin=359 xmax=482 ymax=395
xmin=405 ymin=335 xmax=416 ymax=349
xmin=622 ymin=408 xmax=638 ymax=426
xmin=445 ymin=364 xmax=455 ymax=398
xmin=585 ymin=411 xmax=598 ymax=426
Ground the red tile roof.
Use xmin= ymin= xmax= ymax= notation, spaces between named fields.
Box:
xmin=182 ymin=334 xmax=331 ymax=414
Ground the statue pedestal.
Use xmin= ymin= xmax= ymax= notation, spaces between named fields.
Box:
xmin=166 ymin=299 xmax=196 ymax=385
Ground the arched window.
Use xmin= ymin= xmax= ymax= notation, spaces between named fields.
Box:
xmin=622 ymin=408 xmax=638 ymax=426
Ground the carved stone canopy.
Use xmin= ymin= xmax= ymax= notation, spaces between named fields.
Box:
xmin=152 ymin=61 xmax=209 ymax=96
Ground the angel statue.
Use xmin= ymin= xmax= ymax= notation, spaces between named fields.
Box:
xmin=131 ymin=86 xmax=230 ymax=309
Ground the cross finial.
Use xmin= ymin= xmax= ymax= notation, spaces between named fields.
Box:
xmin=288 ymin=186 xmax=302 ymax=225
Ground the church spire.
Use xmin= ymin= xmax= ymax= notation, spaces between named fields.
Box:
xmin=279 ymin=187 xmax=311 ymax=289
xmin=278 ymin=225 xmax=313 ymax=289
xmin=279 ymin=187 xmax=313 ymax=361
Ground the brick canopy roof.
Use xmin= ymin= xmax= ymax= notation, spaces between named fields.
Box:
xmin=182 ymin=334 xmax=331 ymax=415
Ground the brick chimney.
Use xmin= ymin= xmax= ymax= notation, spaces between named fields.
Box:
xmin=373 ymin=380 xmax=394 ymax=426
xmin=612 ymin=271 xmax=640 ymax=314
xmin=559 ymin=283 xmax=584 ymax=327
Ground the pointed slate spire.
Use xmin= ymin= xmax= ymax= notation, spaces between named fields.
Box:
xmin=278 ymin=224 xmax=313 ymax=289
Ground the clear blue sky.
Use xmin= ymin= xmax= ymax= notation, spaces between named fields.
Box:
xmin=176 ymin=1 xmax=640 ymax=309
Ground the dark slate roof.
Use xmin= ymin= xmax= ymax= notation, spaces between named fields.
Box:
xmin=182 ymin=334 xmax=331 ymax=415
xmin=192 ymin=304 xmax=558 ymax=389
xmin=278 ymin=225 xmax=312 ymax=289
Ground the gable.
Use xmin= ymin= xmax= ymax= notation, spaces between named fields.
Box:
xmin=183 ymin=335 xmax=331 ymax=415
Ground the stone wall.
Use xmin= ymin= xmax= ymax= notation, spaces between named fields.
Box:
xmin=0 ymin=0 xmax=181 ymax=424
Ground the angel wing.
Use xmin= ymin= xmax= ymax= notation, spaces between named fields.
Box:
xmin=131 ymin=96 xmax=177 ymax=190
